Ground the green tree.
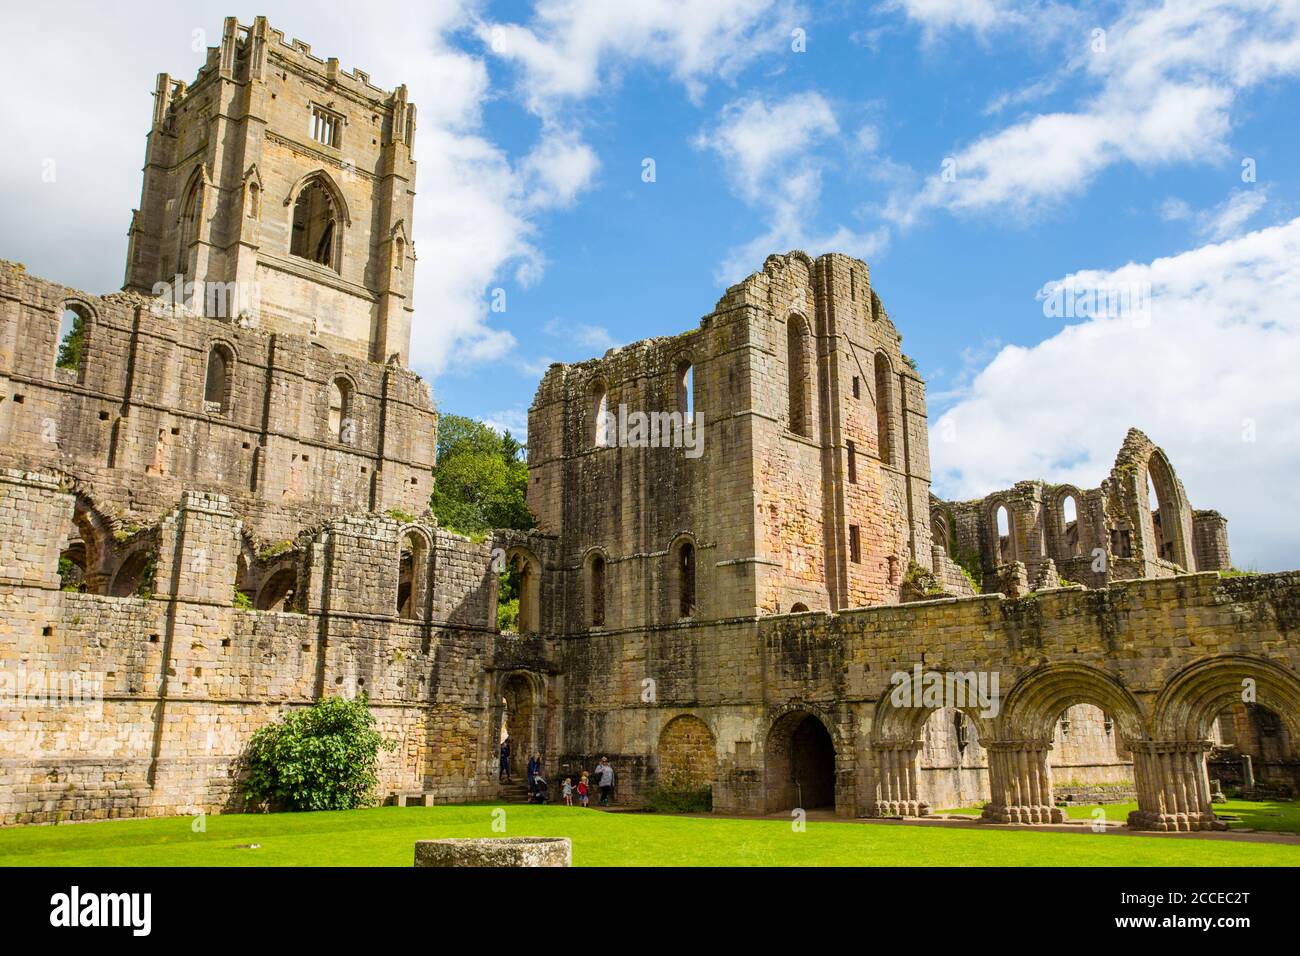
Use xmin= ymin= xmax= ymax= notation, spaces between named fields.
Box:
xmin=241 ymin=694 xmax=396 ymax=811
xmin=430 ymin=413 xmax=535 ymax=535
xmin=56 ymin=310 xmax=84 ymax=371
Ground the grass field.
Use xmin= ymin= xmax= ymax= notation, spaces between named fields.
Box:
xmin=2 ymin=803 xmax=1299 ymax=867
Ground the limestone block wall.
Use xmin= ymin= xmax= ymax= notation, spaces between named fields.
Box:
xmin=1193 ymin=510 xmax=1232 ymax=572
xmin=553 ymin=571 xmax=1300 ymax=816
xmin=0 ymin=470 xmax=504 ymax=825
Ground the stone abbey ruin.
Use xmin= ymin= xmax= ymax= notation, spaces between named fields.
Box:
xmin=3 ymin=17 xmax=1298 ymax=831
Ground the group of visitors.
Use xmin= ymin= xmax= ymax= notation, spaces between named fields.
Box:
xmin=499 ymin=737 xmax=616 ymax=807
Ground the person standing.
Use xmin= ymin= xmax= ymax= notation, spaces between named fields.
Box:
xmin=527 ymin=752 xmax=540 ymax=792
xmin=499 ymin=737 xmax=512 ymax=783
xmin=596 ymin=756 xmax=614 ymax=807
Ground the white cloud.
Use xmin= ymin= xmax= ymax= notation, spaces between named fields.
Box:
xmin=888 ymin=0 xmax=1300 ymax=225
xmin=477 ymin=0 xmax=802 ymax=115
xmin=885 ymin=0 xmax=1029 ymax=37
xmin=518 ymin=128 xmax=601 ymax=212
xmin=695 ymin=92 xmax=839 ymax=201
xmin=1159 ymin=188 xmax=1271 ymax=241
xmin=1198 ymin=188 xmax=1270 ymax=240
xmin=481 ymin=408 xmax=530 ymax=441
xmin=931 ymin=217 xmax=1300 ymax=572
xmin=697 ymin=92 xmax=889 ymax=280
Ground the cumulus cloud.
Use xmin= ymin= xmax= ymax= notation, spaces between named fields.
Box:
xmin=931 ymin=217 xmax=1300 ymax=572
xmin=477 ymin=0 xmax=802 ymax=114
xmin=887 ymin=0 xmax=1300 ymax=225
xmin=696 ymin=92 xmax=889 ymax=280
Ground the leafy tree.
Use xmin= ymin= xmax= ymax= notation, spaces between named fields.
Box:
xmin=241 ymin=694 xmax=396 ymax=811
xmin=431 ymin=414 xmax=534 ymax=535
xmin=56 ymin=310 xmax=84 ymax=371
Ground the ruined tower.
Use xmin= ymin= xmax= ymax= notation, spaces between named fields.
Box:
xmin=123 ymin=16 xmax=417 ymax=365
xmin=528 ymin=251 xmax=941 ymax=628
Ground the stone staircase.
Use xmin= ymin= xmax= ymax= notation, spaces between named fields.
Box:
xmin=498 ymin=781 xmax=534 ymax=803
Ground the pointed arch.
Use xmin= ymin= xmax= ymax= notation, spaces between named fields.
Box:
xmin=285 ymin=170 xmax=349 ymax=271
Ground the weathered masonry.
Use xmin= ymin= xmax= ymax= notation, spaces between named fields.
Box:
xmin=2 ymin=18 xmax=1296 ymax=832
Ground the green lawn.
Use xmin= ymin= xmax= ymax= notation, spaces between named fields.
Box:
xmin=1 ymin=803 xmax=1298 ymax=866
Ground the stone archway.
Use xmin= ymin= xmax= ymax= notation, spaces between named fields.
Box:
xmin=498 ymin=672 xmax=540 ymax=780
xmin=988 ymin=664 xmax=1149 ymax=825
xmin=765 ymin=709 xmax=837 ymax=812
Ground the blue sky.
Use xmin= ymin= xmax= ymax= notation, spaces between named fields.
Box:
xmin=2 ymin=1 xmax=1298 ymax=569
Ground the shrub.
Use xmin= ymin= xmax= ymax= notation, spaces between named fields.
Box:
xmin=241 ymin=694 xmax=396 ymax=811
xmin=645 ymin=786 xmax=712 ymax=814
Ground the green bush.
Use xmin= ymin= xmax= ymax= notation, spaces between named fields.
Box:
xmin=645 ymin=786 xmax=712 ymax=813
xmin=241 ymin=694 xmax=396 ymax=811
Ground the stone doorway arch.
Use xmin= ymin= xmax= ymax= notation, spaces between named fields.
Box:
xmin=496 ymin=671 xmax=543 ymax=781
xmin=765 ymin=709 xmax=837 ymax=812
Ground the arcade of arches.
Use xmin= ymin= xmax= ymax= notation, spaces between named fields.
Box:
xmin=650 ymin=654 xmax=1300 ymax=830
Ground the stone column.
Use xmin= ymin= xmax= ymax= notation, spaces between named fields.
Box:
xmin=868 ymin=740 xmax=928 ymax=817
xmin=981 ymin=740 xmax=1063 ymax=824
xmin=1128 ymin=741 xmax=1225 ymax=831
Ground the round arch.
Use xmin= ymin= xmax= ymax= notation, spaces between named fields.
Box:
xmin=54 ymin=299 xmax=95 ymax=378
xmin=1048 ymin=484 xmax=1084 ymax=558
xmin=666 ymin=532 xmax=697 ymax=621
xmin=396 ymin=525 xmax=433 ymax=620
xmin=870 ymin=674 xmax=998 ymax=747
xmin=1143 ymin=448 xmax=1191 ymax=568
xmin=999 ymin=663 xmax=1147 ymax=744
xmin=1153 ymin=656 xmax=1300 ymax=744
xmin=987 ymin=497 xmax=1017 ymax=565
xmin=785 ymin=311 xmax=816 ymax=438
xmin=657 ymin=714 xmax=717 ymax=792
xmin=501 ymin=546 xmax=542 ymax=634
xmin=763 ymin=705 xmax=840 ymax=812
xmin=582 ymin=546 xmax=610 ymax=628
xmin=495 ymin=669 xmax=545 ymax=779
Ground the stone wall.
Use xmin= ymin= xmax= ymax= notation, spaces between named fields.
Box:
xmin=528 ymin=251 xmax=935 ymax=631
xmin=548 ymin=571 xmax=1300 ymax=824
xmin=0 ymin=260 xmax=435 ymax=549
xmin=0 ymin=468 xmax=545 ymax=825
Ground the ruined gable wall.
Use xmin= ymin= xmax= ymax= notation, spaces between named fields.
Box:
xmin=528 ymin=308 xmax=761 ymax=630
xmin=527 ymin=251 xmax=936 ymax=628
